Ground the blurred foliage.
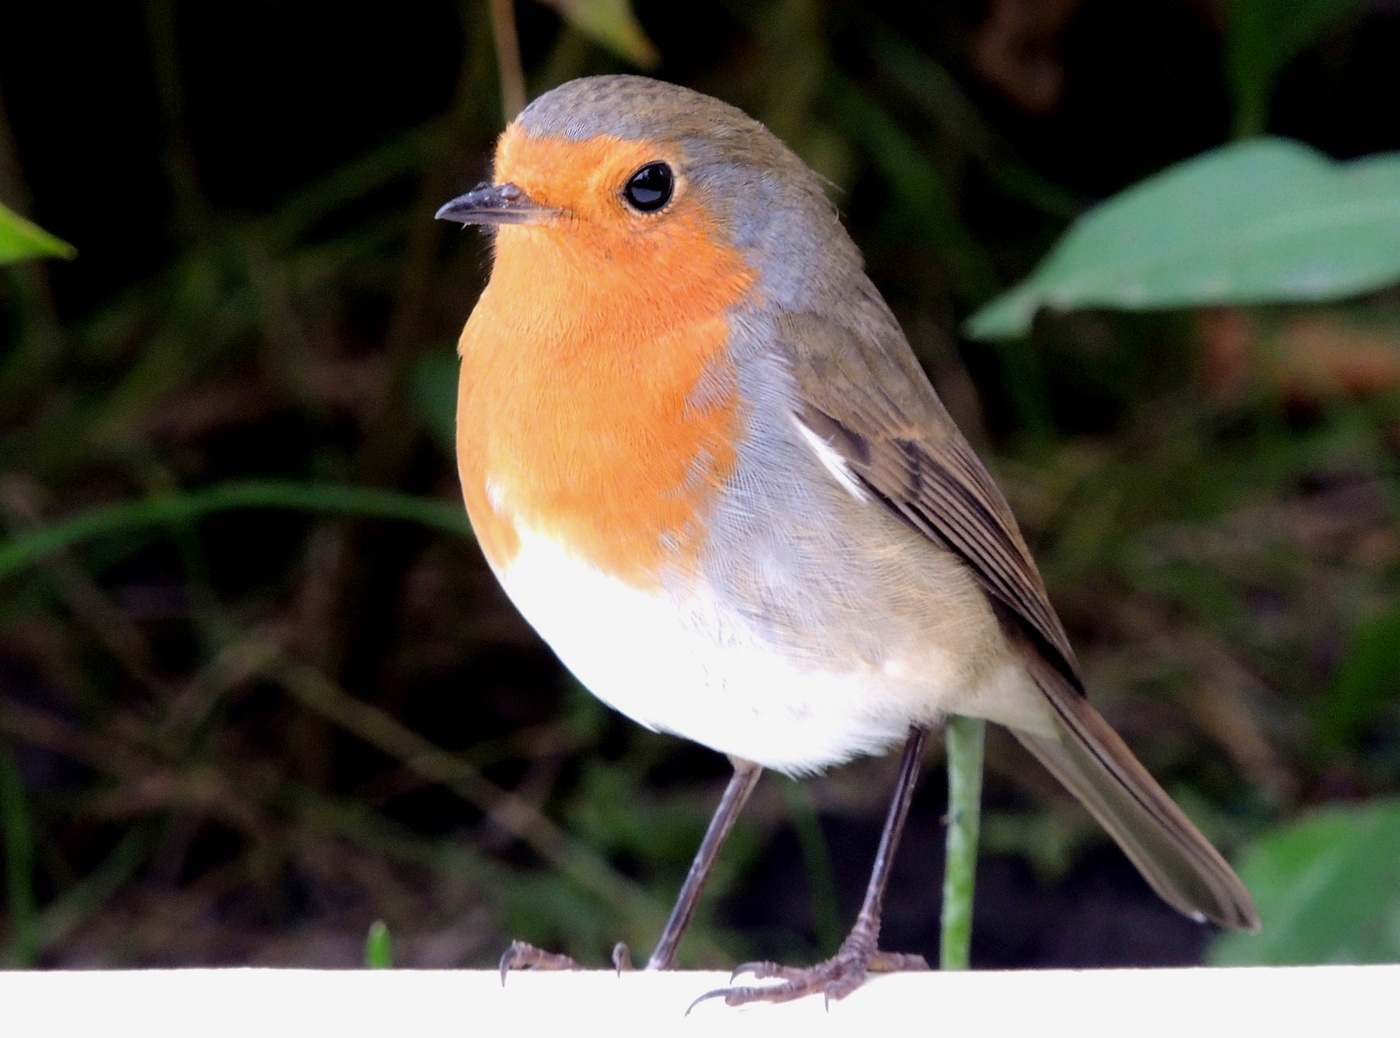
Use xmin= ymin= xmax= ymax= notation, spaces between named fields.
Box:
xmin=542 ymin=0 xmax=661 ymax=69
xmin=1 ymin=748 xmax=37 ymax=966
xmin=1316 ymin=601 xmax=1400 ymax=757
xmin=1210 ymin=799 xmax=1400 ymax=965
xmin=1225 ymin=0 xmax=1362 ymax=137
xmin=0 ymin=205 xmax=73 ymax=265
xmin=0 ymin=0 xmax=1397 ymax=972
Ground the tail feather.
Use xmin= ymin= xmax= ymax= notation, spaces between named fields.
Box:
xmin=1011 ymin=662 xmax=1260 ymax=931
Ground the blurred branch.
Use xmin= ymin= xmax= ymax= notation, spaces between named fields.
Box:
xmin=488 ymin=0 xmax=528 ymax=122
xmin=0 ymin=693 xmax=494 ymax=959
xmin=254 ymin=639 xmax=711 ymax=955
xmin=824 ymin=71 xmax=1000 ymax=304
xmin=1225 ymin=0 xmax=1362 ymax=139
xmin=869 ymin=24 xmax=1080 ymax=221
xmin=143 ymin=0 xmax=209 ymax=244
xmin=310 ymin=17 xmax=495 ymax=765
xmin=0 ymin=478 xmax=159 ymax=686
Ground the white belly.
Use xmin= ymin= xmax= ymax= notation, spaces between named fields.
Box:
xmin=495 ymin=525 xmax=919 ymax=775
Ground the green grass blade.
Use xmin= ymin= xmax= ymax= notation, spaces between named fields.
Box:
xmin=364 ymin=920 xmax=394 ymax=969
xmin=0 ymin=203 xmax=75 ymax=264
xmin=0 ymin=481 xmax=473 ymax=583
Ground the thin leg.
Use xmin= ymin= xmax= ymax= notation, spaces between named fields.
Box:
xmin=500 ymin=758 xmax=762 ymax=980
xmin=689 ymin=726 xmax=931 ymax=1011
xmin=645 ymin=758 xmax=763 ymax=970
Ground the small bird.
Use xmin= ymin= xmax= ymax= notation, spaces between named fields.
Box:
xmin=438 ymin=75 xmax=1258 ymax=1006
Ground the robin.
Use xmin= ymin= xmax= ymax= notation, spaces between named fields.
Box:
xmin=437 ymin=75 xmax=1258 ymax=1006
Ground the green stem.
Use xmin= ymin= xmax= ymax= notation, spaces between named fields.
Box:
xmin=940 ymin=714 xmax=985 ymax=970
xmin=0 ymin=480 xmax=474 ymax=583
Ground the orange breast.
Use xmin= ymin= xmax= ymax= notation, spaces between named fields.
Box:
xmin=455 ymin=140 xmax=757 ymax=590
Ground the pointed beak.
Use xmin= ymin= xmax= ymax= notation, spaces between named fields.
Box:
xmin=435 ymin=182 xmax=556 ymax=226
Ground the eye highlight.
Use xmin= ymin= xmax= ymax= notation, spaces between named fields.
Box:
xmin=622 ymin=162 xmax=674 ymax=212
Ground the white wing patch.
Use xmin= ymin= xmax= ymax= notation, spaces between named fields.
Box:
xmin=792 ymin=413 xmax=871 ymax=504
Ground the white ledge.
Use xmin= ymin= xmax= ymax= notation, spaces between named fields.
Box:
xmin=0 ymin=965 xmax=1394 ymax=1036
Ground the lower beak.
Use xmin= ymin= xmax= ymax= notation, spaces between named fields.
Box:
xmin=435 ymin=182 xmax=555 ymax=225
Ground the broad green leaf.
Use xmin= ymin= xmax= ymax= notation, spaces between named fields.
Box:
xmin=0 ymin=202 xmax=75 ymax=263
xmin=966 ymin=139 xmax=1400 ymax=340
xmin=1226 ymin=0 xmax=1361 ymax=137
xmin=1209 ymin=800 xmax=1400 ymax=965
xmin=538 ymin=0 xmax=659 ymax=69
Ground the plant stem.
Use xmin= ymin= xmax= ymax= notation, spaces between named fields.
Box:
xmin=488 ymin=0 xmax=527 ymax=122
xmin=940 ymin=714 xmax=985 ymax=970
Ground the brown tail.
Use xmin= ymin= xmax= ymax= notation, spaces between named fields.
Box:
xmin=1012 ymin=661 xmax=1260 ymax=931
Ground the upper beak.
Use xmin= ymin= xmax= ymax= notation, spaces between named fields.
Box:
xmin=435 ymin=182 xmax=555 ymax=226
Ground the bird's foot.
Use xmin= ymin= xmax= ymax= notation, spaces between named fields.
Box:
xmin=498 ymin=940 xmax=583 ymax=982
xmin=498 ymin=940 xmax=638 ymax=984
xmin=687 ymin=933 xmax=928 ymax=1011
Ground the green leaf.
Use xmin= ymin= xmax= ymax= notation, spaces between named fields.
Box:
xmin=0 ymin=202 xmax=75 ymax=263
xmin=966 ymin=139 xmax=1400 ymax=340
xmin=1209 ymin=800 xmax=1400 ymax=965
xmin=363 ymin=920 xmax=393 ymax=968
xmin=1226 ymin=0 xmax=1361 ymax=137
xmin=538 ymin=0 xmax=659 ymax=69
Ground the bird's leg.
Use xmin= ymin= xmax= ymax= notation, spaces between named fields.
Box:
xmin=689 ymin=726 xmax=931 ymax=1011
xmin=640 ymin=758 xmax=763 ymax=970
xmin=500 ymin=759 xmax=763 ymax=980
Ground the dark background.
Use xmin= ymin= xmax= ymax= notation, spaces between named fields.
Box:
xmin=1 ymin=0 xmax=1397 ymax=969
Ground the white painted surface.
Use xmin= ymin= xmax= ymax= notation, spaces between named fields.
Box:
xmin=0 ymin=966 xmax=1393 ymax=1037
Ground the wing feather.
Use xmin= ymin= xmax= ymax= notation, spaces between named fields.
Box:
xmin=781 ymin=310 xmax=1082 ymax=691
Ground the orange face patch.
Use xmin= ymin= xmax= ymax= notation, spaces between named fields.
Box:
xmin=455 ymin=127 xmax=758 ymax=589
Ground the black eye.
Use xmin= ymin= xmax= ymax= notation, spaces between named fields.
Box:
xmin=623 ymin=162 xmax=674 ymax=212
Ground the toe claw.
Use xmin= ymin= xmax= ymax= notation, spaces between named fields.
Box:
xmin=728 ymin=960 xmax=764 ymax=982
xmin=497 ymin=940 xmax=584 ymax=984
xmin=498 ymin=941 xmax=524 ymax=985
xmin=611 ymin=942 xmax=633 ymax=975
xmin=685 ymin=986 xmax=731 ymax=1016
